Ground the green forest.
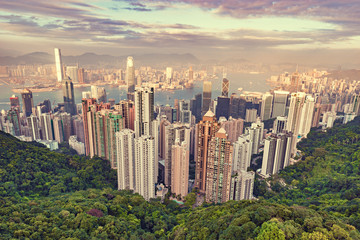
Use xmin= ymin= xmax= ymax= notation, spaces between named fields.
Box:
xmin=0 ymin=117 xmax=360 ymax=239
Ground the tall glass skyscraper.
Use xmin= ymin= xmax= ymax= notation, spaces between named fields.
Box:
xmin=54 ymin=48 xmax=63 ymax=83
xmin=126 ymin=56 xmax=135 ymax=94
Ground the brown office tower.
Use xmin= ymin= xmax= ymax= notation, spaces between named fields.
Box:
xmin=194 ymin=110 xmax=220 ymax=193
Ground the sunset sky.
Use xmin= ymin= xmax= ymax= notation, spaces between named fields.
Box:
xmin=0 ymin=0 xmax=360 ymax=65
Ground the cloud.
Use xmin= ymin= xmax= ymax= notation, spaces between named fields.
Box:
xmin=123 ymin=7 xmax=152 ymax=12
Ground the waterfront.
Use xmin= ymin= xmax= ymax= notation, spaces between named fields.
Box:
xmin=0 ymin=72 xmax=271 ymax=111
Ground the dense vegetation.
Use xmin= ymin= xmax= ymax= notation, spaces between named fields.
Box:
xmin=0 ymin=117 xmax=360 ymax=239
xmin=260 ymin=116 xmax=360 ymax=230
xmin=0 ymin=131 xmax=117 ymax=198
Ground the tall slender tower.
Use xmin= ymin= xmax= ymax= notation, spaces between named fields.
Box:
xmin=134 ymin=87 xmax=154 ymax=137
xmin=261 ymin=93 xmax=273 ymax=120
xmin=202 ymin=81 xmax=212 ymax=115
xmin=62 ymin=78 xmax=76 ymax=115
xmin=21 ymin=89 xmax=34 ymax=117
xmin=221 ymin=78 xmax=229 ymax=97
xmin=171 ymin=140 xmax=189 ymax=198
xmin=194 ymin=110 xmax=220 ymax=193
xmin=205 ymin=128 xmax=233 ymax=203
xmin=126 ymin=56 xmax=135 ymax=94
xmin=54 ymin=48 xmax=63 ymax=83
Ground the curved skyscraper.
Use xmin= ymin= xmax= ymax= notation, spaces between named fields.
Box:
xmin=126 ymin=56 xmax=135 ymax=94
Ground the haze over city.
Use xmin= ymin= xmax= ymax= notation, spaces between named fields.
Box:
xmin=1 ymin=0 xmax=360 ymax=67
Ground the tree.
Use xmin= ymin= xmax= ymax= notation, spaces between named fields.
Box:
xmin=256 ymin=222 xmax=286 ymax=240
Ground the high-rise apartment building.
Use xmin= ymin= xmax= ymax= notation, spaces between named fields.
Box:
xmin=245 ymin=121 xmax=264 ymax=155
xmin=10 ymin=95 xmax=20 ymax=109
xmin=230 ymin=170 xmax=255 ymax=201
xmin=134 ymin=87 xmax=154 ymax=137
xmin=171 ymin=140 xmax=189 ymax=198
xmin=66 ymin=66 xmax=79 ymax=83
xmin=273 ymin=116 xmax=287 ymax=134
xmin=219 ymin=117 xmax=244 ymax=143
xmin=261 ymin=93 xmax=273 ymax=120
xmin=116 ymin=129 xmax=136 ymax=191
xmin=261 ymin=132 xmax=292 ymax=177
xmin=298 ymin=95 xmax=315 ymax=137
xmin=27 ymin=115 xmax=40 ymax=140
xmin=40 ymin=113 xmax=53 ymax=140
xmin=272 ymin=91 xmax=289 ymax=118
xmin=54 ymin=48 xmax=63 ymax=83
xmin=232 ymin=134 xmax=252 ymax=173
xmin=21 ymin=89 xmax=34 ymax=117
xmin=205 ymin=128 xmax=233 ymax=203
xmin=194 ymin=110 xmax=220 ymax=193
xmin=245 ymin=109 xmax=257 ymax=123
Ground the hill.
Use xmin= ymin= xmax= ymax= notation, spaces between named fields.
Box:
xmin=0 ymin=118 xmax=360 ymax=238
xmin=259 ymin=116 xmax=360 ymax=230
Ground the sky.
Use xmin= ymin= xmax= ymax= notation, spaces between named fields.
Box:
xmin=0 ymin=0 xmax=360 ymax=66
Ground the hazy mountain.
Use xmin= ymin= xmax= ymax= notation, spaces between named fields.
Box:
xmin=0 ymin=52 xmax=199 ymax=67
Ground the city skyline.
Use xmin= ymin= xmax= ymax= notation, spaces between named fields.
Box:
xmin=0 ymin=0 xmax=360 ymax=66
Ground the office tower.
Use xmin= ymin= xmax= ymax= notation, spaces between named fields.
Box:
xmin=21 ymin=89 xmax=34 ymax=117
xmin=116 ymin=129 xmax=136 ymax=191
xmin=273 ymin=116 xmax=287 ymax=134
xmin=245 ymin=109 xmax=257 ymax=122
xmin=179 ymin=100 xmax=192 ymax=124
xmin=97 ymin=87 xmax=107 ymax=103
xmin=205 ymin=128 xmax=233 ymax=203
xmin=53 ymin=116 xmax=64 ymax=143
xmin=216 ymin=96 xmax=230 ymax=120
xmin=298 ymin=95 xmax=315 ymax=137
xmin=91 ymin=86 xmax=98 ymax=100
xmin=232 ymin=134 xmax=252 ymax=173
xmin=59 ymin=112 xmax=72 ymax=141
xmin=222 ymin=78 xmax=229 ymax=97
xmin=261 ymin=132 xmax=292 ymax=178
xmin=78 ymin=68 xmax=85 ymax=84
xmin=27 ymin=115 xmax=40 ymax=140
xmin=134 ymin=135 xmax=157 ymax=200
xmin=260 ymin=93 xmax=273 ymax=120
xmin=272 ymin=91 xmax=289 ymax=118
xmin=220 ymin=117 xmax=244 ymax=143
xmin=230 ymin=95 xmax=246 ymax=119
xmin=160 ymin=105 xmax=177 ymax=123
xmin=134 ymin=87 xmax=154 ymax=137
xmin=54 ymin=48 xmax=63 ymax=83
xmin=10 ymin=95 xmax=20 ymax=108
xmin=62 ymin=78 xmax=76 ymax=115
xmin=202 ymin=81 xmax=212 ymax=115
xmin=7 ymin=108 xmax=21 ymax=136
xmin=286 ymin=92 xmax=306 ymax=154
xmin=194 ymin=110 xmax=220 ymax=193
xmin=230 ymin=170 xmax=255 ymax=200
xmin=189 ymin=66 xmax=194 ymax=81
xmin=245 ymin=121 xmax=263 ymax=155
xmin=66 ymin=66 xmax=79 ymax=83
xmin=164 ymin=123 xmax=191 ymax=186
xmin=40 ymin=113 xmax=53 ymax=140
xmin=190 ymin=93 xmax=202 ymax=122
xmin=82 ymin=91 xmax=92 ymax=99
xmin=166 ymin=67 xmax=173 ymax=84
xmin=312 ymin=103 xmax=321 ymax=128
xmin=171 ymin=140 xmax=189 ymax=198
xmin=126 ymin=56 xmax=135 ymax=94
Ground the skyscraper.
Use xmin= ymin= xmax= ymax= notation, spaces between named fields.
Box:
xmin=205 ymin=128 xmax=233 ymax=203
xmin=116 ymin=129 xmax=136 ymax=191
xmin=10 ymin=95 xmax=20 ymax=109
xmin=62 ymin=78 xmax=76 ymax=115
xmin=134 ymin=135 xmax=157 ymax=200
xmin=21 ymin=89 xmax=34 ymax=117
xmin=298 ymin=95 xmax=315 ymax=137
xmin=222 ymin=78 xmax=229 ymax=97
xmin=272 ymin=91 xmax=289 ymax=118
xmin=260 ymin=93 xmax=273 ymax=120
xmin=245 ymin=121 xmax=264 ymax=155
xmin=194 ymin=110 xmax=220 ymax=193
xmin=27 ymin=114 xmax=40 ymax=140
xmin=232 ymin=134 xmax=252 ymax=173
xmin=216 ymin=96 xmax=230 ymax=120
xmin=82 ymin=98 xmax=97 ymax=156
xmin=273 ymin=116 xmax=287 ymax=134
xmin=126 ymin=56 xmax=135 ymax=94
xmin=40 ymin=113 xmax=54 ymax=140
xmin=261 ymin=132 xmax=292 ymax=178
xmin=202 ymin=81 xmax=212 ymax=115
xmin=190 ymin=93 xmax=202 ymax=122
xmin=134 ymin=87 xmax=154 ymax=137
xmin=66 ymin=66 xmax=79 ymax=83
xmin=54 ymin=48 xmax=63 ymax=83
xmin=7 ymin=108 xmax=21 ymax=136
xmin=171 ymin=140 xmax=189 ymax=198
xmin=230 ymin=171 xmax=255 ymax=201
xmin=220 ymin=117 xmax=244 ymax=143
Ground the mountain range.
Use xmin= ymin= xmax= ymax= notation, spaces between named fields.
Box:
xmin=0 ymin=52 xmax=199 ymax=67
